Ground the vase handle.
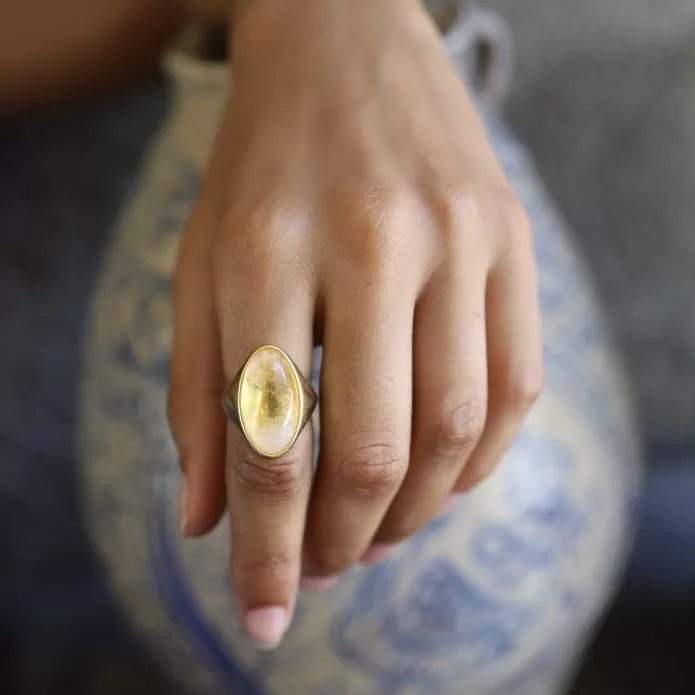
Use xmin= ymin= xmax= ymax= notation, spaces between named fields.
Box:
xmin=443 ymin=2 xmax=514 ymax=111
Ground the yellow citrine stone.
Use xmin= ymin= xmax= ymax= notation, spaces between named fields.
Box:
xmin=238 ymin=346 xmax=302 ymax=458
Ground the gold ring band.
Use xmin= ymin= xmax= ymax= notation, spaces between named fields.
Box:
xmin=221 ymin=345 xmax=317 ymax=459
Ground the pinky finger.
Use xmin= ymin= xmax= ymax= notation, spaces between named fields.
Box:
xmin=454 ymin=219 xmax=543 ymax=492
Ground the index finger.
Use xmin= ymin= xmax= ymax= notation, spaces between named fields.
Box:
xmin=214 ymin=226 xmax=315 ymax=649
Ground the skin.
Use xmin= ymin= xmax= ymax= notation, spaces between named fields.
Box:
xmin=0 ymin=0 xmax=542 ymax=651
xmin=0 ymin=1 xmax=232 ymax=114
xmin=0 ymin=0 xmax=183 ymax=115
xmin=169 ymin=0 xmax=543 ymax=648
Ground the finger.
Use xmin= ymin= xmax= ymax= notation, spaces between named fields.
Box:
xmin=169 ymin=198 xmax=227 ymax=537
xmin=374 ymin=251 xmax=488 ymax=545
xmin=214 ymin=226 xmax=314 ymax=648
xmin=454 ymin=211 xmax=543 ymax=493
xmin=304 ymin=280 xmax=413 ymax=577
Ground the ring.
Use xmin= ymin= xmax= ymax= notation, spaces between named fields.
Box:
xmin=221 ymin=345 xmax=318 ymax=459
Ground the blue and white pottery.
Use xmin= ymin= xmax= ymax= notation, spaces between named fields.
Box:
xmin=79 ymin=7 xmax=642 ymax=694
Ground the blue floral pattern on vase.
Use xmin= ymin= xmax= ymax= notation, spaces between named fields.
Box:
xmin=331 ymin=559 xmax=536 ymax=694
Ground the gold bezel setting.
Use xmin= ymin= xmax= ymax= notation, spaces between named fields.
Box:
xmin=221 ymin=345 xmax=317 ymax=459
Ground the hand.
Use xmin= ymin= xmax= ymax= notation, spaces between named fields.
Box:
xmin=168 ymin=0 xmax=543 ymax=648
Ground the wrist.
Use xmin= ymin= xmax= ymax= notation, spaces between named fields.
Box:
xmin=230 ymin=0 xmax=431 ymax=66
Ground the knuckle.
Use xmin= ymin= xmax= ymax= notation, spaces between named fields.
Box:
xmin=505 ymin=359 xmax=545 ymax=409
xmin=370 ymin=189 xmax=419 ymax=232
xmin=435 ymin=186 xmax=481 ymax=248
xmin=234 ymin=549 xmax=295 ymax=590
xmin=433 ymin=396 xmax=487 ymax=457
xmin=433 ymin=185 xmax=531 ymax=252
xmin=444 ymin=187 xmax=481 ymax=231
xmin=212 ymin=204 xmax=310 ymax=296
xmin=341 ymin=188 xmax=415 ymax=274
xmin=497 ymin=190 xmax=531 ymax=237
xmin=233 ymin=442 xmax=305 ymax=500
xmin=338 ymin=439 xmax=407 ymax=501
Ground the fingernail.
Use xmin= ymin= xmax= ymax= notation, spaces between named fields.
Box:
xmin=243 ymin=606 xmax=289 ymax=649
xmin=361 ymin=543 xmax=395 ymax=564
xmin=179 ymin=478 xmax=189 ymax=536
xmin=300 ymin=576 xmax=337 ymax=593
xmin=440 ymin=494 xmax=463 ymax=517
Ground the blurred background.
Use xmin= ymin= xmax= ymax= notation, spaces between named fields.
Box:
xmin=1 ymin=0 xmax=694 ymax=693
xmin=486 ymin=1 xmax=695 ymax=692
